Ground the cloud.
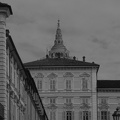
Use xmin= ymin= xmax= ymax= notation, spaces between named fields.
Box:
xmin=91 ymin=37 xmax=109 ymax=49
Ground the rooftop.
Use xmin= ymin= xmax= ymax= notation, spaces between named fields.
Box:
xmin=24 ymin=57 xmax=99 ymax=67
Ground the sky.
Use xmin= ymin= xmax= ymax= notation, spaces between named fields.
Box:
xmin=3 ymin=0 xmax=120 ymax=80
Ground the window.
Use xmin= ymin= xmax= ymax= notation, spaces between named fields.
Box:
xmin=82 ymin=78 xmax=88 ymax=90
xmin=79 ymin=111 xmax=91 ymax=120
xmin=83 ymin=111 xmax=89 ymax=120
xmin=66 ymin=111 xmax=72 ymax=120
xmin=50 ymin=98 xmax=56 ymax=104
xmin=101 ymin=111 xmax=107 ymax=120
xmin=37 ymin=79 xmax=42 ymax=90
xmin=101 ymin=98 xmax=107 ymax=104
xmin=66 ymin=98 xmax=72 ymax=104
xmin=50 ymin=79 xmax=56 ymax=91
xmin=82 ymin=98 xmax=88 ymax=104
xmin=66 ymin=80 xmax=71 ymax=90
xmin=50 ymin=111 xmax=56 ymax=120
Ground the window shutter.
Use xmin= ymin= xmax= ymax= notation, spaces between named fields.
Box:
xmin=88 ymin=111 xmax=91 ymax=120
xmin=97 ymin=111 xmax=100 ymax=120
xmin=63 ymin=111 xmax=65 ymax=120
xmin=79 ymin=111 xmax=82 ymax=120
xmin=107 ymin=111 xmax=110 ymax=120
xmin=72 ymin=111 xmax=74 ymax=120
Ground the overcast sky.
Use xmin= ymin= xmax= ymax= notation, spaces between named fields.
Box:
xmin=4 ymin=0 xmax=120 ymax=80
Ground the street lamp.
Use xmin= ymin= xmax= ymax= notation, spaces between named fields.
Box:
xmin=112 ymin=107 xmax=120 ymax=120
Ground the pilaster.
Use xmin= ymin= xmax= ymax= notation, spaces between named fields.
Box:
xmin=0 ymin=2 xmax=12 ymax=120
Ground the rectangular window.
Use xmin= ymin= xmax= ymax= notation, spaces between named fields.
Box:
xmin=83 ymin=111 xmax=89 ymax=120
xmin=50 ymin=98 xmax=56 ymax=104
xmin=37 ymin=79 xmax=42 ymax=90
xmin=66 ymin=80 xmax=71 ymax=90
xmin=101 ymin=111 xmax=107 ymax=120
xmin=82 ymin=98 xmax=88 ymax=104
xmin=101 ymin=98 xmax=107 ymax=104
xmin=50 ymin=79 xmax=55 ymax=91
xmin=66 ymin=111 xmax=74 ymax=120
xmin=66 ymin=98 xmax=72 ymax=104
xmin=82 ymin=78 xmax=88 ymax=90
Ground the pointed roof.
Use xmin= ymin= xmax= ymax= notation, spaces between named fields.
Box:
xmin=49 ymin=20 xmax=69 ymax=58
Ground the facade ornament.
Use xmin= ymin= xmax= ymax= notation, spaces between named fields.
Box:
xmin=35 ymin=73 xmax=44 ymax=78
xmin=79 ymin=72 xmax=90 ymax=77
xmin=63 ymin=72 xmax=74 ymax=77
xmin=10 ymin=90 xmax=14 ymax=99
xmin=80 ymin=103 xmax=90 ymax=110
xmin=64 ymin=103 xmax=73 ymax=109
xmin=47 ymin=73 xmax=57 ymax=79
xmin=48 ymin=104 xmax=57 ymax=109
xmin=98 ymin=103 xmax=109 ymax=110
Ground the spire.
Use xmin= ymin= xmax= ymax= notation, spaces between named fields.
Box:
xmin=48 ymin=20 xmax=69 ymax=58
xmin=57 ymin=19 xmax=60 ymax=28
xmin=55 ymin=19 xmax=63 ymax=44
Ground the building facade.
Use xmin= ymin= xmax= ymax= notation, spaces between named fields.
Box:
xmin=0 ymin=2 xmax=48 ymax=120
xmin=24 ymin=20 xmax=120 ymax=120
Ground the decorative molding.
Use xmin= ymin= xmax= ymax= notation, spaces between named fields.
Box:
xmin=98 ymin=103 xmax=109 ymax=110
xmin=35 ymin=73 xmax=44 ymax=78
xmin=47 ymin=104 xmax=57 ymax=109
xmin=79 ymin=72 xmax=90 ymax=77
xmin=98 ymin=88 xmax=120 ymax=92
xmin=26 ymin=66 xmax=94 ymax=71
xmin=64 ymin=103 xmax=73 ymax=109
xmin=10 ymin=90 xmax=14 ymax=99
xmin=80 ymin=103 xmax=90 ymax=110
xmin=47 ymin=73 xmax=57 ymax=79
xmin=63 ymin=72 xmax=74 ymax=77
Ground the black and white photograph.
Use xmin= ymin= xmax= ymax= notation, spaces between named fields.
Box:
xmin=0 ymin=0 xmax=120 ymax=120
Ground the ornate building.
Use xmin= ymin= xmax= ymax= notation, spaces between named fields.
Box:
xmin=24 ymin=20 xmax=120 ymax=120
xmin=24 ymin=20 xmax=102 ymax=120
xmin=0 ymin=2 xmax=48 ymax=120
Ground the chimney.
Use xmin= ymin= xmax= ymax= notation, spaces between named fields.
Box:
xmin=46 ymin=54 xmax=49 ymax=59
xmin=73 ymin=56 xmax=76 ymax=60
xmin=83 ymin=56 xmax=85 ymax=62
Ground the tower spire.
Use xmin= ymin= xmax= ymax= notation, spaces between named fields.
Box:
xmin=49 ymin=20 xmax=69 ymax=58
xmin=57 ymin=19 xmax=60 ymax=28
xmin=55 ymin=19 xmax=63 ymax=43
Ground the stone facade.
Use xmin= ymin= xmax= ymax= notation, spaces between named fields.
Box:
xmin=24 ymin=20 xmax=120 ymax=120
xmin=29 ymin=69 xmax=98 ymax=120
xmin=0 ymin=2 xmax=48 ymax=120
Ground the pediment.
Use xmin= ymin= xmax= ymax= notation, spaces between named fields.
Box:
xmin=47 ymin=73 xmax=57 ymax=79
xmin=63 ymin=72 xmax=74 ymax=77
xmin=80 ymin=103 xmax=90 ymax=110
xmin=35 ymin=73 xmax=44 ymax=78
xmin=79 ymin=72 xmax=90 ymax=77
xmin=98 ymin=104 xmax=109 ymax=110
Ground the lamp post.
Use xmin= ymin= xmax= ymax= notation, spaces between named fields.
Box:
xmin=112 ymin=107 xmax=120 ymax=120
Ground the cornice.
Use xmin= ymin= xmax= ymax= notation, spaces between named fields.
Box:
xmin=97 ymin=88 xmax=120 ymax=92
xmin=25 ymin=66 xmax=95 ymax=71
